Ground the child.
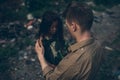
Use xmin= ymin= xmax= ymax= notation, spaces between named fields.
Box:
xmin=37 ymin=11 xmax=68 ymax=65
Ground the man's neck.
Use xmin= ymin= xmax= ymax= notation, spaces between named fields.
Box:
xmin=76 ymin=31 xmax=92 ymax=43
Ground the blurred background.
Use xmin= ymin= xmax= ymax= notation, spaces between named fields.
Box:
xmin=0 ymin=0 xmax=120 ymax=80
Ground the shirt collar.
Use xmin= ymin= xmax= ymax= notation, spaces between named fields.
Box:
xmin=68 ymin=38 xmax=94 ymax=52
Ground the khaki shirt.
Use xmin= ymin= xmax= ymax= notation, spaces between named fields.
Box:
xmin=43 ymin=38 xmax=103 ymax=80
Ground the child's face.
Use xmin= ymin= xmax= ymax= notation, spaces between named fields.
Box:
xmin=49 ymin=21 xmax=58 ymax=35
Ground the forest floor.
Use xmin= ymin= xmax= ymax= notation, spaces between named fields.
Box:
xmin=0 ymin=4 xmax=120 ymax=80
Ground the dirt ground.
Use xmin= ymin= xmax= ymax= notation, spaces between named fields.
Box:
xmin=0 ymin=5 xmax=120 ymax=80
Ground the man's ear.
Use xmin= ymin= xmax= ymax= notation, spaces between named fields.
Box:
xmin=71 ymin=22 xmax=77 ymax=32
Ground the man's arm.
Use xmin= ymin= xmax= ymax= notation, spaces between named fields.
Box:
xmin=35 ymin=40 xmax=54 ymax=75
xmin=35 ymin=39 xmax=60 ymax=79
xmin=35 ymin=39 xmax=48 ymax=70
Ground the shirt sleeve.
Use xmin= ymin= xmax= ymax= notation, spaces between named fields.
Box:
xmin=43 ymin=59 xmax=69 ymax=80
xmin=42 ymin=52 xmax=75 ymax=80
xmin=43 ymin=66 xmax=54 ymax=76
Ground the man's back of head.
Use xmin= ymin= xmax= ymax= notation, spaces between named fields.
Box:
xmin=63 ymin=1 xmax=94 ymax=32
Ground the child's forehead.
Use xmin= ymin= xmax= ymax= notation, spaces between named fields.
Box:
xmin=51 ymin=21 xmax=58 ymax=27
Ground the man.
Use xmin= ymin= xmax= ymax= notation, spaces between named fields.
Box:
xmin=35 ymin=2 xmax=103 ymax=80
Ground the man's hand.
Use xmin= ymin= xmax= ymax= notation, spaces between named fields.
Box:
xmin=35 ymin=37 xmax=55 ymax=71
xmin=35 ymin=37 xmax=49 ymax=70
xmin=35 ymin=37 xmax=44 ymax=57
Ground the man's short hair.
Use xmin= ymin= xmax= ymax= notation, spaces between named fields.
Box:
xmin=63 ymin=2 xmax=94 ymax=31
